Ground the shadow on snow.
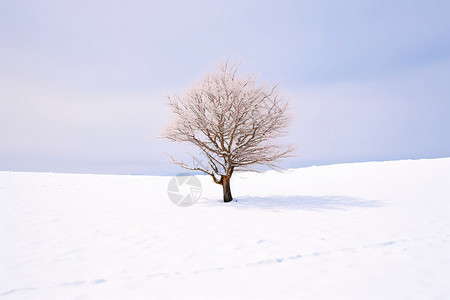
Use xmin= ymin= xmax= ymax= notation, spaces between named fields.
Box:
xmin=199 ymin=195 xmax=383 ymax=211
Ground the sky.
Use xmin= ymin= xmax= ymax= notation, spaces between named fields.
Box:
xmin=1 ymin=0 xmax=449 ymax=175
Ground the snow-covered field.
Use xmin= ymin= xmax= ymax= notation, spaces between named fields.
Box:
xmin=1 ymin=158 xmax=449 ymax=299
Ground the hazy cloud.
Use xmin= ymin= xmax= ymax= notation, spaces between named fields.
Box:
xmin=1 ymin=0 xmax=449 ymax=174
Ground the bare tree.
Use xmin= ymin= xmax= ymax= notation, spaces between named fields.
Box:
xmin=163 ymin=60 xmax=294 ymax=202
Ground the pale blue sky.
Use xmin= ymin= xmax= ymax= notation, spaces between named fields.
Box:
xmin=1 ymin=0 xmax=449 ymax=174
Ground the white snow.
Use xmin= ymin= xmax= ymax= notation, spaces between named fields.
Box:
xmin=1 ymin=158 xmax=450 ymax=299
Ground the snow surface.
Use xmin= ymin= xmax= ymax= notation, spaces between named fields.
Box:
xmin=1 ymin=158 xmax=450 ymax=299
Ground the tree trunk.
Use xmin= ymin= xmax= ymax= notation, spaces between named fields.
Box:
xmin=222 ymin=176 xmax=233 ymax=202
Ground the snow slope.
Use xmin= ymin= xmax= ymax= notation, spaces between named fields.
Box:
xmin=1 ymin=158 xmax=449 ymax=299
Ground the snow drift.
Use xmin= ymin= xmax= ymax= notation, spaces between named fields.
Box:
xmin=1 ymin=158 xmax=449 ymax=299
